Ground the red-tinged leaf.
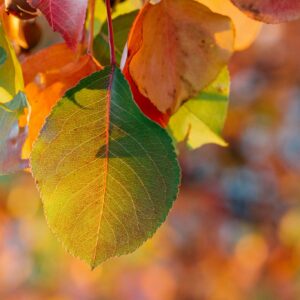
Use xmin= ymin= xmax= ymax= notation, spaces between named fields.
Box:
xmin=124 ymin=0 xmax=234 ymax=114
xmin=121 ymin=5 xmax=169 ymax=127
xmin=123 ymin=64 xmax=170 ymax=128
xmin=231 ymin=0 xmax=300 ymax=23
xmin=27 ymin=0 xmax=88 ymax=48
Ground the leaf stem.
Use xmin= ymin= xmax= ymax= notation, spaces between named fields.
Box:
xmin=105 ymin=0 xmax=116 ymax=65
xmin=88 ymin=0 xmax=96 ymax=55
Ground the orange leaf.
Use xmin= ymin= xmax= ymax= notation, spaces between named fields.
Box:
xmin=123 ymin=64 xmax=170 ymax=127
xmin=199 ymin=0 xmax=262 ymax=51
xmin=125 ymin=0 xmax=234 ymax=114
xmin=122 ymin=4 xmax=170 ymax=127
xmin=22 ymin=43 xmax=101 ymax=158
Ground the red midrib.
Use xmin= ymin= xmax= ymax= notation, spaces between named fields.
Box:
xmin=91 ymin=66 xmax=114 ymax=267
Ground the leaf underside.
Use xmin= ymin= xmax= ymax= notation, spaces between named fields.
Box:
xmin=31 ymin=67 xmax=180 ymax=268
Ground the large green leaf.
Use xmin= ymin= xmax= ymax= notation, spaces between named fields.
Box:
xmin=0 ymin=92 xmax=29 ymax=174
xmin=31 ymin=66 xmax=180 ymax=268
xmin=168 ymin=68 xmax=230 ymax=149
xmin=94 ymin=11 xmax=138 ymax=66
xmin=0 ymin=22 xmax=24 ymax=103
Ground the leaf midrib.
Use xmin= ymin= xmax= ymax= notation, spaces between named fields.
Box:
xmin=91 ymin=66 xmax=115 ymax=267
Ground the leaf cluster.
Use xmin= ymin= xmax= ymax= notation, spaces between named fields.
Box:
xmin=0 ymin=0 xmax=299 ymax=268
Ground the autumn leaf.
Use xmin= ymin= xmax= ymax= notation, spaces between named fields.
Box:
xmin=169 ymin=68 xmax=229 ymax=149
xmin=230 ymin=0 xmax=300 ymax=23
xmin=199 ymin=0 xmax=262 ymax=50
xmin=123 ymin=64 xmax=171 ymax=127
xmin=94 ymin=10 xmax=171 ymax=127
xmin=0 ymin=21 xmax=24 ymax=103
xmin=0 ymin=92 xmax=29 ymax=174
xmin=27 ymin=0 xmax=88 ymax=48
xmin=22 ymin=43 xmax=101 ymax=158
xmin=125 ymin=0 xmax=234 ymax=114
xmin=31 ymin=66 xmax=180 ymax=268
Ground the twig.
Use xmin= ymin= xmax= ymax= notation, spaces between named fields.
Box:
xmin=87 ymin=0 xmax=96 ymax=55
xmin=105 ymin=0 xmax=116 ymax=65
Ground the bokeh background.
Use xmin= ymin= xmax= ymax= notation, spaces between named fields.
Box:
xmin=2 ymin=10 xmax=300 ymax=300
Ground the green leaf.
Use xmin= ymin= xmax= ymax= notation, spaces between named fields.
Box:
xmin=94 ymin=11 xmax=138 ymax=66
xmin=0 ymin=22 xmax=24 ymax=102
xmin=0 ymin=92 xmax=29 ymax=174
xmin=168 ymin=68 xmax=230 ymax=149
xmin=31 ymin=66 xmax=180 ymax=268
xmin=0 ymin=47 xmax=7 ymax=65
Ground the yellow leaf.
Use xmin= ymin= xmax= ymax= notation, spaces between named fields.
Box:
xmin=0 ymin=21 xmax=23 ymax=103
xmin=169 ymin=68 xmax=230 ymax=149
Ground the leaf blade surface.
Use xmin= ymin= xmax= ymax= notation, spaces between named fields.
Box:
xmin=31 ymin=66 xmax=180 ymax=268
xmin=169 ymin=68 xmax=230 ymax=149
xmin=126 ymin=0 xmax=234 ymax=114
